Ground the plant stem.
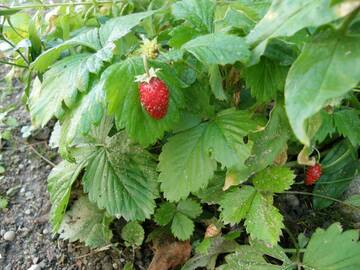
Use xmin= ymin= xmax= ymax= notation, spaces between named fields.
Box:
xmin=283 ymin=248 xmax=306 ymax=253
xmin=1 ymin=1 xmax=118 ymax=10
xmin=0 ymin=59 xmax=27 ymax=68
xmin=0 ymin=35 xmax=29 ymax=65
xmin=142 ymin=54 xmax=150 ymax=77
xmin=284 ymin=191 xmax=360 ymax=211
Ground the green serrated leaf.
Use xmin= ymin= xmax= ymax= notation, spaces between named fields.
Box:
xmin=29 ymin=55 xmax=91 ymax=128
xmin=177 ymin=199 xmax=202 ymax=219
xmin=103 ymin=57 xmax=186 ymax=146
xmin=172 ymin=0 xmax=215 ymax=33
xmin=182 ymin=33 xmax=251 ymax=65
xmin=154 ymin=202 xmax=177 ymax=226
xmin=59 ymin=196 xmax=113 ymax=248
xmin=285 ymin=30 xmax=360 ymax=146
xmin=48 ymin=155 xmax=88 ymax=232
xmin=303 ymin=223 xmax=360 ymax=269
xmin=171 ymin=212 xmax=194 ymax=240
xmin=159 ymin=109 xmax=256 ymax=201
xmin=252 ymin=166 xmax=295 ymax=193
xmin=220 ymin=187 xmax=284 ymax=244
xmin=247 ymin=105 xmax=291 ymax=171
xmin=121 ymin=221 xmax=144 ymax=247
xmin=159 ymin=123 xmax=217 ymax=201
xmin=220 ymin=186 xmax=257 ymax=225
xmin=83 ymin=132 xmax=159 ymax=220
xmin=334 ymin=109 xmax=360 ymax=147
xmin=59 ymin=81 xmax=106 ymax=148
xmin=243 ymin=57 xmax=288 ymax=102
xmin=99 ymin=11 xmax=155 ymax=45
xmin=221 ymin=242 xmax=290 ymax=270
xmin=31 ymin=28 xmax=101 ymax=72
xmin=182 ymin=235 xmax=240 ymax=270
xmin=245 ymin=193 xmax=283 ymax=245
xmin=246 ymin=0 xmax=350 ymax=64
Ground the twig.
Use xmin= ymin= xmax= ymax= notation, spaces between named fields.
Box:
xmin=27 ymin=144 xmax=56 ymax=167
xmin=284 ymin=191 xmax=360 ymax=211
xmin=74 ymin=244 xmax=113 ymax=259
xmin=0 ymin=59 xmax=27 ymax=68
xmin=1 ymin=1 xmax=120 ymax=10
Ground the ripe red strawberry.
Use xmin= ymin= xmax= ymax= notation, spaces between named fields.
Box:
xmin=305 ymin=163 xmax=322 ymax=186
xmin=139 ymin=77 xmax=169 ymax=120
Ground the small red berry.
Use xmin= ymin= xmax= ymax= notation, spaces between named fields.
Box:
xmin=139 ymin=77 xmax=169 ymax=120
xmin=305 ymin=163 xmax=322 ymax=186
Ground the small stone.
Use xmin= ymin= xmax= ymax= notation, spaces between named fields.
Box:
xmin=20 ymin=187 xmax=26 ymax=193
xmin=0 ymin=229 xmax=6 ymax=236
xmin=112 ymin=263 xmax=118 ymax=269
xmin=28 ymin=264 xmax=41 ymax=270
xmin=25 ymin=209 xmax=31 ymax=215
xmin=19 ymin=164 xmax=24 ymax=170
xmin=3 ymin=230 xmax=16 ymax=241
xmin=25 ymin=191 xmax=33 ymax=199
xmin=33 ymin=257 xmax=39 ymax=264
xmin=42 ymin=228 xmax=49 ymax=235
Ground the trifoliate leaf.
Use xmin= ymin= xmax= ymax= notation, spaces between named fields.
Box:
xmin=172 ymin=0 xmax=215 ymax=33
xmin=220 ymin=187 xmax=284 ymax=244
xmin=59 ymin=196 xmax=113 ymax=248
xmin=334 ymin=109 xmax=360 ymax=147
xmin=103 ymin=57 xmax=186 ymax=146
xmin=303 ymin=223 xmax=360 ymax=269
xmin=83 ymin=132 xmax=159 ymax=220
xmin=121 ymin=221 xmax=145 ymax=247
xmin=252 ymin=166 xmax=295 ymax=193
xmin=285 ymin=30 xmax=360 ymax=146
xmin=154 ymin=202 xmax=177 ymax=226
xmin=247 ymin=105 xmax=291 ymax=172
xmin=313 ymin=140 xmax=359 ymax=209
xmin=48 ymin=156 xmax=87 ymax=232
xmin=154 ymin=199 xmax=202 ymax=240
xmin=243 ymin=57 xmax=288 ymax=102
xmin=182 ymin=33 xmax=251 ymax=65
xmin=171 ymin=212 xmax=194 ymax=241
xmin=29 ymin=54 xmax=90 ymax=128
xmin=159 ymin=109 xmax=256 ymax=201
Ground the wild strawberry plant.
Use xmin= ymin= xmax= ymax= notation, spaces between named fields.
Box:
xmin=1 ymin=0 xmax=360 ymax=268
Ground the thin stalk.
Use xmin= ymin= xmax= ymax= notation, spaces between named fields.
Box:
xmin=284 ymin=227 xmax=301 ymax=269
xmin=283 ymin=248 xmax=306 ymax=253
xmin=1 ymin=35 xmax=29 ymax=65
xmin=0 ymin=59 xmax=27 ymax=68
xmin=142 ymin=54 xmax=150 ymax=77
xmin=284 ymin=191 xmax=360 ymax=211
xmin=1 ymin=1 xmax=118 ymax=10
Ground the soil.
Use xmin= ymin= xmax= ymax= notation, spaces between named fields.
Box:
xmin=0 ymin=67 xmax=131 ymax=270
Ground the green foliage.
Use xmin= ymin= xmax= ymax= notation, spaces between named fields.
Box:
xmin=303 ymin=223 xmax=360 ymax=269
xmin=83 ymin=132 xmax=159 ymax=220
xmin=121 ymin=221 xmax=145 ymax=247
xmin=154 ymin=199 xmax=202 ymax=240
xmin=5 ymin=0 xmax=360 ymax=265
xmin=285 ymin=30 xmax=360 ymax=146
xmin=313 ymin=140 xmax=359 ymax=209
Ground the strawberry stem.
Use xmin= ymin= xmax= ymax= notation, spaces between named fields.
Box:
xmin=142 ymin=54 xmax=150 ymax=78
